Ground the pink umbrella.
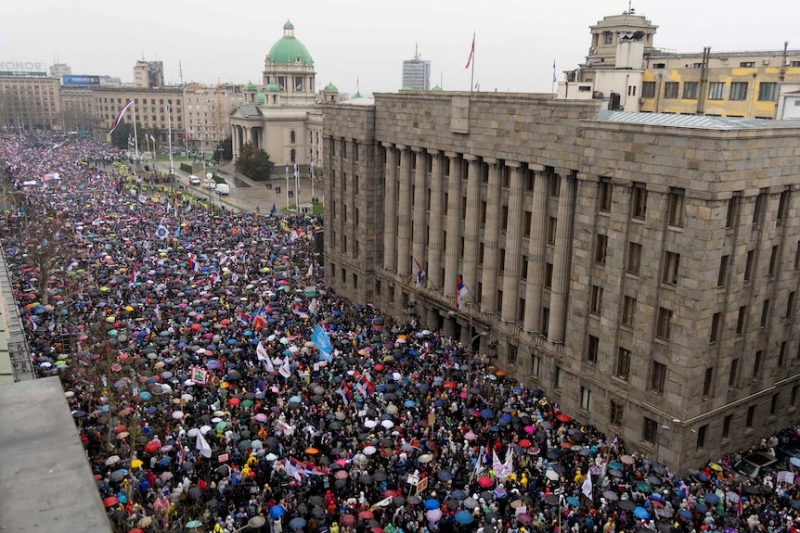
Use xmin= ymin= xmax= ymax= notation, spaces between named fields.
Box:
xmin=255 ymin=413 xmax=268 ymax=422
xmin=524 ymin=425 xmax=535 ymax=434
xmin=464 ymin=431 xmax=477 ymax=441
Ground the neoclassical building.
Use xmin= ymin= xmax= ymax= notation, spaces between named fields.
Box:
xmin=230 ymin=21 xmax=338 ymax=176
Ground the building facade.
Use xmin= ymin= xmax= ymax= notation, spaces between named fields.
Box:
xmin=0 ymin=75 xmax=61 ymax=129
xmin=61 ymin=87 xmax=94 ymax=132
xmin=323 ymin=91 xmax=800 ymax=472
xmin=402 ymin=47 xmax=431 ymax=91
xmin=133 ymin=60 xmax=165 ymax=89
xmin=229 ymin=21 xmax=331 ymax=177
xmin=91 ymin=87 xmax=184 ymax=144
xmin=184 ymin=83 xmax=244 ymax=152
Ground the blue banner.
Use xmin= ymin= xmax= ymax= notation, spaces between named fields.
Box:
xmin=312 ymin=324 xmax=333 ymax=362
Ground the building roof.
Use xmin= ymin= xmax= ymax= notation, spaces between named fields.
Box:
xmin=267 ymin=21 xmax=314 ymax=66
xmin=237 ymin=105 xmax=263 ymax=117
xmin=245 ymin=81 xmax=257 ymax=91
xmin=323 ymin=82 xmax=338 ymax=92
xmin=431 ymin=85 xmax=443 ymax=92
xmin=595 ymin=110 xmax=800 ymax=130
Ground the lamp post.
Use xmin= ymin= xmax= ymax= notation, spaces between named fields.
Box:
xmin=448 ymin=305 xmax=487 ymax=404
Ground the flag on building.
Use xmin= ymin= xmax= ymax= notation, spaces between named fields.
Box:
xmin=278 ymin=357 xmax=292 ymax=379
xmin=465 ymin=33 xmax=475 ymax=69
xmin=413 ymin=257 xmax=425 ymax=288
xmin=553 ymin=60 xmax=557 ymax=83
xmin=110 ymin=100 xmax=133 ymax=135
xmin=456 ymin=276 xmax=469 ymax=309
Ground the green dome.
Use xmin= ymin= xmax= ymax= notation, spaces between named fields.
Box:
xmin=267 ymin=20 xmax=314 ymax=66
xmin=431 ymin=85 xmax=443 ymax=92
xmin=352 ymin=91 xmax=363 ymax=99
xmin=266 ymin=83 xmax=281 ymax=92
xmin=245 ymin=81 xmax=257 ymax=91
xmin=323 ymin=82 xmax=338 ymax=92
xmin=256 ymin=92 xmax=266 ymax=104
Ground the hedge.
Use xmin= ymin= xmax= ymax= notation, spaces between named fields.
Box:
xmin=180 ymin=163 xmax=192 ymax=174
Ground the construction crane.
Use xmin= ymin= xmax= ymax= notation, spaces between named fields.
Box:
xmin=216 ymin=78 xmax=224 ymax=142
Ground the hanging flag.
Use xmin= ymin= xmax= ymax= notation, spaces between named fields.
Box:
xmin=195 ymin=432 xmax=212 ymax=459
xmin=307 ymin=263 xmax=313 ymax=278
xmin=154 ymin=304 xmax=161 ymax=321
xmin=129 ymin=266 xmax=139 ymax=288
xmin=356 ymin=373 xmax=375 ymax=398
xmin=284 ymin=458 xmax=303 ymax=483
xmin=312 ymin=324 xmax=333 ymax=363
xmin=110 ymin=100 xmax=134 ymax=135
xmin=474 ymin=447 xmax=485 ymax=477
xmin=582 ymin=474 xmax=593 ymax=499
xmin=187 ymin=253 xmax=198 ymax=272
xmin=465 ymin=32 xmax=475 ymax=69
xmin=149 ymin=134 xmax=156 ymax=143
xmin=278 ymin=357 xmax=292 ymax=379
xmin=413 ymin=257 xmax=426 ymax=288
xmin=456 ymin=276 xmax=469 ymax=309
xmin=553 ymin=60 xmax=557 ymax=83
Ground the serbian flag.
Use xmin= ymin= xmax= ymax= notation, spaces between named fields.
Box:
xmin=456 ymin=276 xmax=469 ymax=309
xmin=465 ymin=33 xmax=475 ymax=69
xmin=236 ymin=309 xmax=251 ymax=326
xmin=338 ymin=380 xmax=353 ymax=406
xmin=187 ymin=253 xmax=198 ymax=272
xmin=129 ymin=266 xmax=139 ymax=288
xmin=110 ymin=100 xmax=134 ymax=135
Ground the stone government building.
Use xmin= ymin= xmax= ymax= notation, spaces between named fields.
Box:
xmin=322 ymin=91 xmax=800 ymax=471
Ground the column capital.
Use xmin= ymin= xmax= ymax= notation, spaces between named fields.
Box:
xmin=463 ymin=154 xmax=479 ymax=162
xmin=381 ymin=142 xmax=394 ymax=149
xmin=526 ymin=163 xmax=545 ymax=172
xmin=395 ymin=144 xmax=408 ymax=151
xmin=483 ymin=157 xmax=498 ymax=165
xmin=411 ymin=146 xmax=426 ymax=154
xmin=505 ymin=160 xmax=521 ymax=168
xmin=444 ymin=151 xmax=458 ymax=159
xmin=427 ymin=149 xmax=442 ymax=157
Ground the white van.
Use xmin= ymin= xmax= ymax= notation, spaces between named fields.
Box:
xmin=189 ymin=175 xmax=201 ymax=185
xmin=203 ymin=179 xmax=216 ymax=190
xmin=215 ymin=183 xmax=230 ymax=195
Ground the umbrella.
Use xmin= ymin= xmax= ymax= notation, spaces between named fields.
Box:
xmin=455 ymin=511 xmax=474 ymax=525
xmin=566 ymin=496 xmax=580 ymax=507
xmin=634 ymin=507 xmax=650 ymax=520
xmin=478 ymin=476 xmax=493 ymax=488
xmin=704 ymin=493 xmax=720 ymax=505
xmin=186 ymin=521 xmax=202 ymax=529
xmin=359 ymin=511 xmax=374 ymax=520
xmin=425 ymin=499 xmax=440 ymax=510
xmin=289 ymin=518 xmax=307 ymax=530
xmin=618 ymin=500 xmax=635 ymax=511
xmin=341 ymin=515 xmax=357 ymax=526
xmin=678 ymin=509 xmax=693 ymax=520
xmin=419 ymin=454 xmax=434 ymax=464
xmin=602 ymin=491 xmax=618 ymax=501
xmin=517 ymin=513 xmax=533 ymax=525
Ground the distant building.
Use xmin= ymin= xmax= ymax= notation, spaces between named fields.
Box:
xmin=133 ymin=60 xmax=164 ymax=89
xmin=184 ymin=83 xmax=244 ymax=152
xmin=61 ymin=87 xmax=94 ymax=132
xmin=91 ymin=87 xmax=184 ymax=144
xmin=402 ymin=46 xmax=431 ymax=91
xmin=0 ymin=71 xmax=61 ymax=129
xmin=49 ymin=63 xmax=72 ymax=79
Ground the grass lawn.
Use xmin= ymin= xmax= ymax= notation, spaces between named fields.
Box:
xmin=156 ymin=155 xmax=189 ymax=162
xmin=284 ymin=203 xmax=324 ymax=215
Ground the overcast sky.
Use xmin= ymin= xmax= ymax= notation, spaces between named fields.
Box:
xmin=3 ymin=0 xmax=799 ymax=95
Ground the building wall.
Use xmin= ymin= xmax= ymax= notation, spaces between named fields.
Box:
xmin=184 ymin=84 xmax=243 ymax=152
xmin=323 ymin=92 xmax=800 ymax=472
xmin=0 ymin=76 xmax=61 ymax=129
xmin=91 ymin=88 xmax=184 ymax=142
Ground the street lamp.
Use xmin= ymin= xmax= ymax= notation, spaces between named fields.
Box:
xmin=448 ymin=305 xmax=487 ymax=403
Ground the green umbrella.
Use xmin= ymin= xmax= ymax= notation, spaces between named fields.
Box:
xmin=241 ymin=399 xmax=254 ymax=408
xmin=215 ymin=421 xmax=228 ymax=432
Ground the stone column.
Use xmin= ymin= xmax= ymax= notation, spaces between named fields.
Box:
xmin=501 ymin=162 xmax=524 ymax=322
xmin=396 ymin=145 xmax=412 ymax=277
xmin=444 ymin=153 xmax=462 ymax=298
xmin=481 ymin=158 xmax=502 ymax=312
xmin=524 ymin=170 xmax=548 ymax=333
xmin=547 ymin=173 xmax=576 ymax=343
xmin=462 ymin=155 xmax=481 ymax=303
xmin=382 ymin=144 xmax=397 ymax=272
xmin=231 ymin=125 xmax=238 ymax=158
xmin=427 ymin=151 xmax=444 ymax=291
xmin=412 ymin=149 xmax=427 ymax=282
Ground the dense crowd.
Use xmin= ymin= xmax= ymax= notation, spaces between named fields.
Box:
xmin=3 ymin=131 xmax=800 ymax=533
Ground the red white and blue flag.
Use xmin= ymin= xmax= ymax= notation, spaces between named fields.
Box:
xmin=356 ymin=373 xmax=375 ymax=398
xmin=465 ymin=33 xmax=475 ymax=69
xmin=187 ymin=253 xmax=198 ymax=272
xmin=553 ymin=60 xmax=557 ymax=83
xmin=338 ymin=380 xmax=353 ymax=406
xmin=110 ymin=100 xmax=134 ymax=135
xmin=129 ymin=266 xmax=139 ymax=288
xmin=456 ymin=276 xmax=469 ymax=309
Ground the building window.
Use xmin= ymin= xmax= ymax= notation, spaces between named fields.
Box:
xmin=599 ymin=178 xmax=612 ymax=212
xmin=520 ymin=256 xmax=528 ymax=280
xmin=290 ymin=130 xmax=296 ymax=144
xmin=779 ymin=341 xmax=787 ymax=367
xmin=610 ymin=400 xmax=624 ymax=427
xmin=290 ymin=148 xmax=296 ymax=163
xmin=632 ymin=183 xmax=647 ymax=218
xmin=736 ymin=306 xmax=747 ymax=335
xmin=664 ymin=82 xmax=679 ymax=99
xmin=796 ymin=242 xmax=800 ymax=269
xmin=541 ymin=307 xmax=550 ymax=334
xmin=517 ymin=298 xmax=525 ymax=323
xmin=710 ymin=312 xmax=721 ymax=343
xmin=657 ymin=307 xmax=673 ymax=340
xmin=663 ymin=251 xmax=680 ymax=284
xmin=643 ymin=417 xmax=658 ymax=444
xmin=617 ymin=347 xmax=631 ymax=379
xmin=590 ymin=285 xmax=603 ymax=314
xmin=746 ymin=405 xmax=755 ymax=428
xmin=525 ymin=169 xmax=534 ymax=191
xmin=758 ymin=82 xmax=778 ymax=102
xmin=531 ymin=354 xmax=541 ymax=377
xmin=682 ymin=82 xmax=699 ymax=99
xmin=498 ymin=249 xmax=505 ymax=273
xmin=753 ymin=350 xmax=763 ymax=377
xmin=753 ymin=191 xmax=767 ymax=227
xmin=721 ymin=414 xmax=733 ymax=439
xmin=554 ymin=366 xmax=564 ymax=389
xmin=627 ymin=242 xmax=642 ymax=275
xmin=524 ymin=211 xmax=532 ymax=237
xmin=622 ymin=296 xmax=636 ymax=327
xmin=760 ymin=299 xmax=770 ymax=328
xmin=703 ymin=367 xmax=714 ymax=397
xmin=587 ymin=335 xmax=599 ymax=363
xmin=641 ymin=82 xmax=656 ymax=98
xmin=729 ymin=358 xmax=739 ymax=387
xmin=547 ymin=217 xmax=557 ymax=244
xmin=501 ymin=206 xmax=509 ymax=230
xmin=604 ymin=32 xmax=613 ymax=45
xmin=793 ymin=385 xmax=800 ymax=405
xmin=508 ymin=345 xmax=517 ymax=365
xmin=730 ymin=82 xmax=748 ymax=101
xmin=726 ymin=195 xmax=739 ymax=228
xmin=708 ymin=82 xmax=725 ymax=100
xmin=788 ymin=292 xmax=796 ymax=319
xmin=650 ymin=362 xmax=667 ymax=393
xmin=740 ymin=61 xmax=756 ymax=68
xmin=744 ymin=250 xmax=755 ymax=282
xmin=550 ymin=174 xmax=561 ymax=197
xmin=769 ymin=246 xmax=779 ymax=277
xmin=480 ymin=201 xmax=487 ymax=225
xmin=580 ymin=386 xmax=592 ymax=410
xmin=544 ymin=263 xmax=553 ymax=289
xmin=668 ymin=189 xmax=685 ymax=226
xmin=696 ymin=424 xmax=707 ymax=450
xmin=595 ymin=234 xmax=608 ymax=264
xmin=718 ymin=255 xmax=729 ymax=287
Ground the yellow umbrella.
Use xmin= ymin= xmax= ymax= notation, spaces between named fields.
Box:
xmin=131 ymin=459 xmax=143 ymax=468
xmin=106 ymin=316 xmax=115 ymax=323
xmin=124 ymin=306 xmax=134 ymax=312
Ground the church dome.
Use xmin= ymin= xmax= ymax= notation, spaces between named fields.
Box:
xmin=267 ymin=21 xmax=313 ymax=66
xmin=431 ymin=85 xmax=443 ymax=92
xmin=266 ymin=83 xmax=281 ymax=92
xmin=323 ymin=82 xmax=338 ymax=93
xmin=245 ymin=81 xmax=257 ymax=91
xmin=256 ymin=92 xmax=266 ymax=104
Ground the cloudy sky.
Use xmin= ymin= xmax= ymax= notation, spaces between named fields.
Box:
xmin=3 ymin=0 xmax=799 ymax=94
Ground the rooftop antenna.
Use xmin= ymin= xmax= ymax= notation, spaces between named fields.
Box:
xmin=415 ymin=43 xmax=420 ymax=60
xmin=179 ymin=61 xmax=184 ymax=87
xmin=627 ymin=0 xmax=635 ymax=14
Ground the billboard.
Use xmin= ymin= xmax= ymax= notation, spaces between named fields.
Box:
xmin=0 ymin=60 xmax=47 ymax=77
xmin=62 ymin=75 xmax=100 ymax=86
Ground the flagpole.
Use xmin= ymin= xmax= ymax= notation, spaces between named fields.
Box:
xmin=132 ymin=99 xmax=139 ymax=161
xmin=166 ymin=105 xmax=174 ymax=177
xmin=285 ymin=164 xmax=290 ymax=211
xmin=470 ymin=32 xmax=476 ymax=94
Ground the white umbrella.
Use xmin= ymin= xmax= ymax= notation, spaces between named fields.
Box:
xmin=181 ymin=394 xmax=194 ymax=403
xmin=381 ymin=420 xmax=394 ymax=429
xmin=200 ymin=425 xmax=212 ymax=435
xmin=265 ymin=453 xmax=278 ymax=461
xmin=105 ymin=455 xmax=120 ymax=465
xmin=172 ymin=411 xmax=184 ymax=420
xmin=545 ymin=469 xmax=559 ymax=481
xmin=363 ymin=446 xmax=377 ymax=455
xmin=187 ymin=428 xmax=200 ymax=437
xmin=419 ymin=454 xmax=434 ymax=464
xmin=364 ymin=419 xmax=378 ymax=429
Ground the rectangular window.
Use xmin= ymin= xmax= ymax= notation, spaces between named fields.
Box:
xmin=650 ymin=362 xmax=667 ymax=393
xmin=610 ymin=400 xmax=624 ymax=427
xmin=744 ymin=250 xmax=755 ymax=282
xmin=595 ymin=234 xmax=608 ymax=264
xmin=520 ymin=256 xmax=528 ymax=280
xmin=793 ymin=385 xmax=800 ymax=406
xmin=587 ymin=335 xmax=599 ymax=363
xmin=480 ymin=201 xmax=487 ymax=225
xmin=507 ymin=344 xmax=517 ymax=364
xmin=524 ymin=211 xmax=532 ymax=237
xmin=590 ymin=285 xmax=603 ymax=314
xmin=779 ymin=341 xmax=787 ymax=367
xmin=617 ymin=347 xmax=631 ymax=379
xmin=788 ymin=292 xmax=796 ymax=319
xmin=544 ymin=263 xmax=553 ymax=289
xmin=730 ymin=82 xmax=748 ymax=100
xmin=777 ymin=190 xmax=789 ymax=224
xmin=663 ymin=82 xmax=679 ymax=99
xmin=726 ymin=195 xmax=739 ymax=228
xmin=769 ymin=246 xmax=779 ymax=277
xmin=541 ymin=307 xmax=550 ymax=334
xmin=708 ymin=82 xmax=725 ymax=100
xmin=627 ymin=242 xmax=642 ymax=275
xmin=718 ymin=255 xmax=729 ymax=287
xmin=758 ymin=82 xmax=778 ymax=101
xmin=531 ymin=354 xmax=541 ymax=377
xmin=525 ymin=169 xmax=534 ymax=191
xmin=632 ymin=184 xmax=647 ymax=218
xmin=668 ymin=189 xmax=685 ymax=227
xmin=746 ymin=405 xmax=755 ymax=428
xmin=753 ymin=350 xmax=763 ymax=377
xmin=729 ymin=358 xmax=739 ymax=387
xmin=554 ymin=366 xmax=563 ymax=389
xmin=550 ymin=174 xmax=561 ymax=197
xmin=498 ymin=249 xmax=505 ymax=273
xmin=710 ymin=312 xmax=721 ymax=343
xmin=682 ymin=82 xmax=699 ymax=99
xmin=478 ymin=243 xmax=484 ymax=265
xmin=501 ymin=206 xmax=509 ymax=231
xmin=760 ymin=299 xmax=770 ymax=328
xmin=796 ymin=242 xmax=800 ymax=269
xmin=622 ymin=296 xmax=636 ymax=327
xmin=641 ymin=82 xmax=656 ymax=98
xmin=657 ymin=307 xmax=673 ymax=340
xmin=737 ymin=306 xmax=747 ymax=335
xmin=547 ymin=217 xmax=557 ymax=244
xmin=599 ymin=178 xmax=612 ymax=212
xmin=703 ymin=368 xmax=714 ymax=397
xmin=753 ymin=191 xmax=767 ymax=227
xmin=663 ymin=251 xmax=680 ymax=284
xmin=722 ymin=415 xmax=732 ymax=439
xmin=643 ymin=417 xmax=658 ymax=444
xmin=696 ymin=424 xmax=707 ymax=450
xmin=580 ymin=386 xmax=592 ymax=410
xmin=517 ymin=298 xmax=526 ymax=323
xmin=770 ymin=393 xmax=779 ymax=416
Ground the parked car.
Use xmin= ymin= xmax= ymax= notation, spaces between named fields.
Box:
xmin=189 ymin=175 xmax=201 ymax=185
xmin=733 ymin=451 xmax=777 ymax=479
xmin=775 ymin=445 xmax=800 ymax=462
xmin=215 ymin=183 xmax=230 ymax=195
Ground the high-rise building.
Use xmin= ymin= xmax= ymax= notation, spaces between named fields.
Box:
xmin=0 ymin=69 xmax=61 ymax=130
xmin=402 ymin=45 xmax=431 ymax=90
xmin=184 ymin=83 xmax=244 ymax=152
xmin=49 ymin=63 xmax=72 ymax=79
xmin=322 ymin=91 xmax=800 ymax=472
xmin=133 ymin=60 xmax=164 ymax=89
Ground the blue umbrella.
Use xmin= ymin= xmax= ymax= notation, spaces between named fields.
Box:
xmin=480 ymin=409 xmax=494 ymax=419
xmin=566 ymin=496 xmax=580 ymax=507
xmin=547 ymin=449 xmax=561 ymax=460
xmin=633 ymin=507 xmax=650 ymax=520
xmin=455 ymin=511 xmax=474 ymax=525
xmin=791 ymin=457 xmax=800 ymax=468
xmin=452 ymin=490 xmax=467 ymax=500
xmin=425 ymin=499 xmax=440 ymax=510
xmin=695 ymin=503 xmax=708 ymax=514
xmin=404 ymin=400 xmax=416 ymax=407
xmin=270 ymin=505 xmax=286 ymax=518
xmin=289 ymin=518 xmax=307 ymax=530
xmin=679 ymin=509 xmax=693 ymax=520
xmin=704 ymin=493 xmax=720 ymax=505
xmin=140 ymin=391 xmax=152 ymax=401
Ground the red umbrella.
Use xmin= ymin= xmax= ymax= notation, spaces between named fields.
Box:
xmin=371 ymin=528 xmax=384 ymax=533
xmin=374 ymin=364 xmax=385 ymax=372
xmin=103 ymin=496 xmax=119 ymax=507
xmin=191 ymin=323 xmax=202 ymax=331
xmin=478 ymin=476 xmax=492 ymax=488
xmin=384 ymin=489 xmax=398 ymax=498
xmin=555 ymin=413 xmax=571 ymax=423
xmin=443 ymin=381 xmax=457 ymax=390
xmin=359 ymin=511 xmax=374 ymax=520
xmin=519 ymin=439 xmax=532 ymax=448
xmin=144 ymin=440 xmax=161 ymax=453
xmin=341 ymin=515 xmax=357 ymax=526
xmin=129 ymin=529 xmax=145 ymax=533
xmin=228 ymin=397 xmax=241 ymax=406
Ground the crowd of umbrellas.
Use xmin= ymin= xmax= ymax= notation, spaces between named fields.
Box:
xmin=4 ymin=132 xmax=800 ymax=533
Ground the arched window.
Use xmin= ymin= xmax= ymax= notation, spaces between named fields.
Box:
xmin=290 ymin=149 xmax=296 ymax=163
xmin=290 ymin=130 xmax=296 ymax=144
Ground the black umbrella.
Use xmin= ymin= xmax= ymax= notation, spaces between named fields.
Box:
xmin=618 ymin=500 xmax=635 ymax=510
xmin=360 ymin=474 xmax=373 ymax=484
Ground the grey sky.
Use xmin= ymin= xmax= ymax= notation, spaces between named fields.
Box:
xmin=3 ymin=0 xmax=799 ymax=94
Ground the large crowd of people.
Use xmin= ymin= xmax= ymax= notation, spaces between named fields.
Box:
xmin=2 ymin=131 xmax=800 ymax=533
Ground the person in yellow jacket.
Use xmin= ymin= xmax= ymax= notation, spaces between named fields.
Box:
xmin=574 ymin=470 xmax=584 ymax=485
xmin=331 ymin=522 xmax=340 ymax=533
